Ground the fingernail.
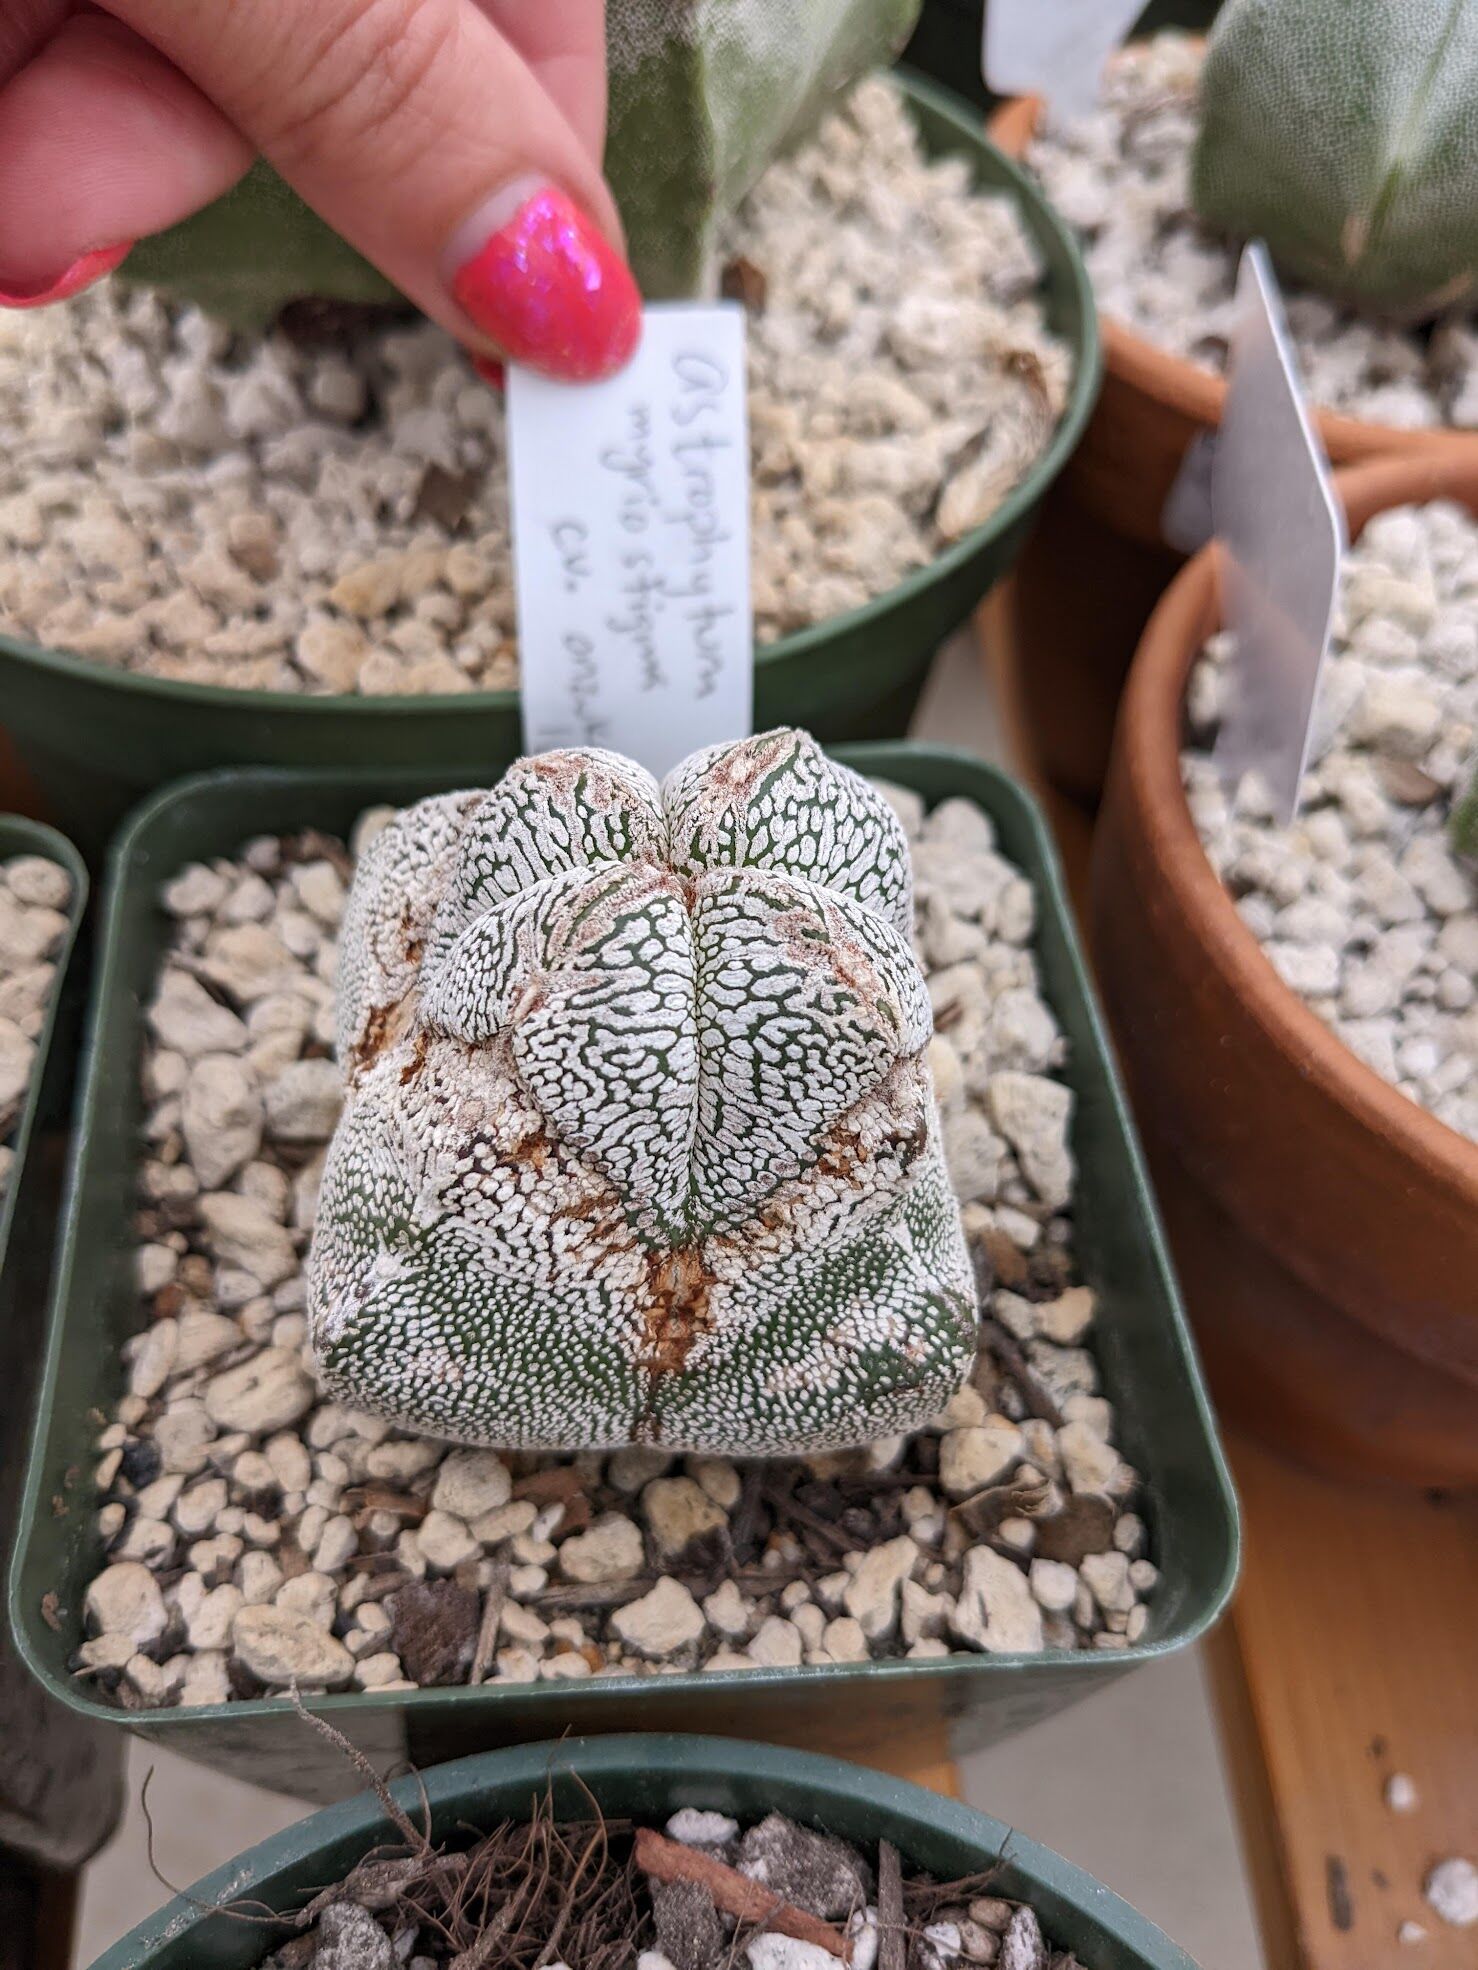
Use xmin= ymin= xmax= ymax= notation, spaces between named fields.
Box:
xmin=0 ymin=241 xmax=132 ymax=310
xmin=472 ymin=354 xmax=506 ymax=392
xmin=447 ymin=181 xmax=641 ymax=384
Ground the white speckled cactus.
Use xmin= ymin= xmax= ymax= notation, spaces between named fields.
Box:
xmin=1192 ymin=0 xmax=1478 ymax=320
xmin=118 ymin=0 xmax=920 ymax=327
xmin=306 ymin=729 xmax=975 ymax=1455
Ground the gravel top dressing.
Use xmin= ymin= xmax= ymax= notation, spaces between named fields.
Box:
xmin=227 ymin=1777 xmax=1088 ymax=1970
xmin=1026 ymin=34 xmax=1477 ymax=429
xmin=0 ymin=852 xmax=74 ymax=1206
xmin=1183 ymin=500 xmax=1478 ymax=1145
xmin=71 ymin=787 xmax=1156 ymax=1711
xmin=0 ymin=82 xmax=1069 ymax=699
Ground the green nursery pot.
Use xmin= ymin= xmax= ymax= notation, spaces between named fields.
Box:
xmin=87 ymin=1734 xmax=1204 ymax=1970
xmin=0 ymin=75 xmax=1100 ymax=861
xmin=9 ymin=744 xmax=1236 ymax=1800
xmin=0 ymin=818 xmax=124 ymax=1872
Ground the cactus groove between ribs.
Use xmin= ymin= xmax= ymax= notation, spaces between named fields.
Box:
xmin=306 ymin=730 xmax=976 ymax=1454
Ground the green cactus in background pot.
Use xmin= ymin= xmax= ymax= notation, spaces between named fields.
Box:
xmin=306 ymin=728 xmax=976 ymax=1455
xmin=1191 ymin=0 xmax=1478 ymax=320
xmin=118 ymin=0 xmax=921 ymax=330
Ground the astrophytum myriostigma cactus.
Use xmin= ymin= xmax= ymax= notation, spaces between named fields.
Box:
xmin=305 ymin=730 xmax=975 ymax=1456
xmin=1191 ymin=0 xmax=1478 ymax=320
xmin=117 ymin=0 xmax=921 ymax=329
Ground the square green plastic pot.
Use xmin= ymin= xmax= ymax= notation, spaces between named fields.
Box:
xmin=87 ymin=1734 xmax=1204 ymax=1970
xmin=0 ymin=72 xmax=1101 ymax=860
xmin=11 ymin=746 xmax=1237 ymax=1801
xmin=0 ymin=818 xmax=124 ymax=1870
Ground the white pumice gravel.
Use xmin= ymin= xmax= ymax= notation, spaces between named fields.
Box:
xmin=0 ymin=82 xmax=1069 ymax=700
xmin=1184 ymin=501 xmax=1478 ymax=1145
xmin=67 ymin=790 xmax=1155 ymax=1709
xmin=0 ymin=852 xmax=72 ymax=1206
xmin=1026 ymin=34 xmax=1476 ymax=430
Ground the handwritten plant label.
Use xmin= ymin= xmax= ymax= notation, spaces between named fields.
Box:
xmin=983 ymin=0 xmax=1149 ymax=117
xmin=506 ymin=303 xmax=752 ymax=777
xmin=1211 ymin=243 xmax=1345 ymax=826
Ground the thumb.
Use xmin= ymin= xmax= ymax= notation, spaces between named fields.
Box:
xmin=107 ymin=0 xmax=641 ymax=382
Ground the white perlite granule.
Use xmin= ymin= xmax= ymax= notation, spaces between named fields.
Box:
xmin=1026 ymin=34 xmax=1477 ymax=429
xmin=1183 ymin=501 xmax=1478 ymax=1144
xmin=0 ymin=854 xmax=73 ymax=1205
xmin=70 ymin=790 xmax=1155 ymax=1709
xmin=0 ymin=82 xmax=1069 ymax=700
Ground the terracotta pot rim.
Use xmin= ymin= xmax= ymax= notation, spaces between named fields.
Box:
xmin=986 ymin=94 xmax=1478 ymax=464
xmin=1115 ymin=451 xmax=1478 ymax=1203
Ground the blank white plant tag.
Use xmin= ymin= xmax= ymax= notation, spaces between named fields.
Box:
xmin=983 ymin=0 xmax=1148 ymax=117
xmin=507 ymin=303 xmax=752 ymax=777
xmin=1211 ymin=243 xmax=1345 ymax=826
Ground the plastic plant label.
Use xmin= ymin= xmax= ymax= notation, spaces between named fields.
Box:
xmin=1211 ymin=243 xmax=1344 ymax=826
xmin=1160 ymin=430 xmax=1215 ymax=554
xmin=983 ymin=0 xmax=1148 ymax=117
xmin=507 ymin=303 xmax=752 ymax=777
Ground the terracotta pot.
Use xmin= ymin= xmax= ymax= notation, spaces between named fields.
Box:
xmin=988 ymin=87 xmax=1478 ymax=812
xmin=1091 ymin=453 xmax=1478 ymax=1488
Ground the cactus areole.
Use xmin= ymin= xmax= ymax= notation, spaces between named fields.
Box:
xmin=117 ymin=0 xmax=922 ymax=327
xmin=1191 ymin=0 xmax=1478 ymax=321
xmin=306 ymin=731 xmax=976 ymax=1454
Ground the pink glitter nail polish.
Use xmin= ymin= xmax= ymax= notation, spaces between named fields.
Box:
xmin=449 ymin=185 xmax=641 ymax=384
xmin=0 ymin=242 xmax=133 ymax=310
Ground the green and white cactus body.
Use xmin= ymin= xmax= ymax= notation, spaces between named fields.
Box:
xmin=307 ymin=729 xmax=975 ymax=1455
xmin=117 ymin=0 xmax=921 ymax=326
xmin=1192 ymin=0 xmax=1478 ymax=321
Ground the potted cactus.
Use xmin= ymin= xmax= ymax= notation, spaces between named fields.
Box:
xmin=0 ymin=2 xmax=1099 ymax=852
xmin=84 ymin=1735 xmax=1205 ymax=1970
xmin=309 ymin=731 xmax=977 ymax=1454
xmin=987 ymin=0 xmax=1478 ymax=812
xmin=9 ymin=736 xmax=1235 ymax=1796
xmin=1092 ymin=451 xmax=1478 ymax=1488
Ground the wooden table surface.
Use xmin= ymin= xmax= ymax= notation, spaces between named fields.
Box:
xmin=978 ymin=587 xmax=1478 ymax=1970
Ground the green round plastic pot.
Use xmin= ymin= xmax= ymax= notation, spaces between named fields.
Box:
xmin=86 ymin=1734 xmax=1204 ymax=1970
xmin=0 ymin=817 xmax=123 ymax=1877
xmin=0 ymin=73 xmax=1101 ymax=860
xmin=904 ymin=0 xmax=1226 ymax=110
xmin=10 ymin=743 xmax=1237 ymax=1802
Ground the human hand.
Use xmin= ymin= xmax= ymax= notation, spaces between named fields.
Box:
xmin=0 ymin=1 xmax=641 ymax=382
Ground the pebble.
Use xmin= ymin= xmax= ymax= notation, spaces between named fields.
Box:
xmin=83 ymin=1563 xmax=167 ymax=1647
xmin=69 ymin=802 xmax=1153 ymax=1707
xmin=1425 ymin=1858 xmax=1478 ymax=1928
xmin=429 ymin=1447 xmax=511 ymax=1520
xmin=951 ymin=1549 xmax=1044 ymax=1655
xmin=231 ymin=1605 xmax=354 ymax=1687
xmin=1384 ymin=1773 xmax=1419 ymax=1813
xmin=0 ymin=85 xmax=1067 ymax=698
xmin=1186 ymin=502 xmax=1478 ymax=1144
xmin=559 ymin=1514 xmax=645 ymax=1585
xmin=1027 ymin=35 xmax=1474 ymax=429
xmin=667 ymin=1809 xmax=739 ymax=1847
xmin=610 ymin=1579 xmax=706 ymax=1660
